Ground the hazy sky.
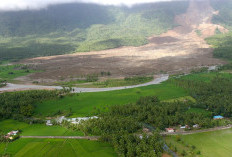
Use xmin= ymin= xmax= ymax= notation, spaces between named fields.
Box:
xmin=0 ymin=0 xmax=180 ymax=11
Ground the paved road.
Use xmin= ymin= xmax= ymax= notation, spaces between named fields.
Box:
xmin=163 ymin=144 xmax=178 ymax=157
xmin=20 ymin=136 xmax=100 ymax=140
xmin=161 ymin=125 xmax=232 ymax=136
xmin=0 ymin=74 xmax=169 ymax=93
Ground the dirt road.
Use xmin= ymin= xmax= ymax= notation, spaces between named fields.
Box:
xmin=20 ymin=136 xmax=100 ymax=140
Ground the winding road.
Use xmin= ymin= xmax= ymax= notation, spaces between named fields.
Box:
xmin=0 ymin=74 xmax=169 ymax=93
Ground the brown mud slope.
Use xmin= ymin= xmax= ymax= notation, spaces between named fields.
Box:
xmin=21 ymin=0 xmax=227 ymax=83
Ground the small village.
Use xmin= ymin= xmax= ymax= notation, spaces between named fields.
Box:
xmin=46 ymin=116 xmax=99 ymax=126
xmin=165 ymin=115 xmax=225 ymax=133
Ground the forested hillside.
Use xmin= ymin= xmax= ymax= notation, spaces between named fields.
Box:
xmin=206 ymin=0 xmax=232 ymax=61
xmin=211 ymin=0 xmax=232 ymax=29
xmin=0 ymin=1 xmax=188 ymax=61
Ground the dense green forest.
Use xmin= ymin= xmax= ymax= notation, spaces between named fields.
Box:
xmin=211 ymin=0 xmax=232 ymax=29
xmin=206 ymin=33 xmax=232 ymax=60
xmin=0 ymin=1 xmax=188 ymax=61
xmin=172 ymin=73 xmax=232 ymax=117
xmin=207 ymin=0 xmax=232 ymax=60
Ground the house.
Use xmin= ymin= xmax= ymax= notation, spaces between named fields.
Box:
xmin=67 ymin=116 xmax=99 ymax=125
xmin=46 ymin=120 xmax=53 ymax=126
xmin=7 ymin=130 xmax=19 ymax=136
xmin=180 ymin=125 xmax=190 ymax=129
xmin=213 ymin=115 xmax=224 ymax=120
xmin=180 ymin=126 xmax=186 ymax=129
xmin=56 ymin=116 xmax=66 ymax=123
xmin=193 ymin=124 xmax=199 ymax=128
xmin=143 ymin=128 xmax=150 ymax=133
xmin=5 ymin=130 xmax=19 ymax=140
xmin=165 ymin=128 xmax=175 ymax=133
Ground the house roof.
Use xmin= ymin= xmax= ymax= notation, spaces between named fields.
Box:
xmin=213 ymin=115 xmax=224 ymax=119
xmin=166 ymin=128 xmax=174 ymax=130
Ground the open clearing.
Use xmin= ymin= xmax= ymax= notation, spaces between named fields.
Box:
xmin=18 ymin=0 xmax=227 ymax=84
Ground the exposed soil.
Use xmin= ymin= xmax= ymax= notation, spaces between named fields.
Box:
xmin=19 ymin=0 xmax=228 ymax=83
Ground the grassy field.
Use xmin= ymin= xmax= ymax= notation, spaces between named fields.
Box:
xmin=35 ymin=82 xmax=188 ymax=117
xmin=163 ymin=96 xmax=196 ymax=103
xmin=0 ymin=120 xmax=83 ymax=136
xmin=165 ymin=128 xmax=232 ymax=157
xmin=0 ymin=138 xmax=116 ymax=157
xmin=0 ymin=65 xmax=38 ymax=82
xmin=56 ymin=76 xmax=153 ymax=88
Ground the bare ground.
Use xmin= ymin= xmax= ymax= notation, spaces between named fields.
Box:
xmin=19 ymin=0 xmax=227 ymax=83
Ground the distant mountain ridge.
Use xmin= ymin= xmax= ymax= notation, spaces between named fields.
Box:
xmin=0 ymin=3 xmax=113 ymax=37
xmin=0 ymin=0 xmax=231 ymax=62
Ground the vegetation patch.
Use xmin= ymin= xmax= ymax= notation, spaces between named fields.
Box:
xmin=195 ymin=29 xmax=202 ymax=36
xmin=76 ymin=76 xmax=154 ymax=88
xmin=0 ymin=65 xmax=38 ymax=82
xmin=186 ymin=108 xmax=212 ymax=117
xmin=163 ymin=96 xmax=196 ymax=103
xmin=0 ymin=79 xmax=6 ymax=88
xmin=206 ymin=33 xmax=232 ymax=61
xmin=173 ymin=72 xmax=232 ymax=117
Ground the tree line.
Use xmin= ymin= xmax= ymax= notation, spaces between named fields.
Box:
xmin=173 ymin=75 xmax=232 ymax=117
xmin=0 ymin=89 xmax=71 ymax=122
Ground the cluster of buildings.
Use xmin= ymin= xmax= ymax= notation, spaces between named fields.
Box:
xmin=46 ymin=116 xmax=98 ymax=126
xmin=213 ymin=115 xmax=224 ymax=120
xmin=165 ymin=115 xmax=225 ymax=133
xmin=4 ymin=130 xmax=19 ymax=140
xmin=166 ymin=124 xmax=199 ymax=133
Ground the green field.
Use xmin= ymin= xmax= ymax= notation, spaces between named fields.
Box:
xmin=0 ymin=138 xmax=116 ymax=157
xmin=35 ymin=82 xmax=188 ymax=117
xmin=56 ymin=76 xmax=153 ymax=88
xmin=79 ymin=77 xmax=154 ymax=88
xmin=166 ymin=128 xmax=232 ymax=157
xmin=0 ymin=65 xmax=38 ymax=82
xmin=0 ymin=120 xmax=83 ymax=136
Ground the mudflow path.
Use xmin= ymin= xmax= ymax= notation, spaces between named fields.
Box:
xmin=20 ymin=0 xmax=227 ymax=84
